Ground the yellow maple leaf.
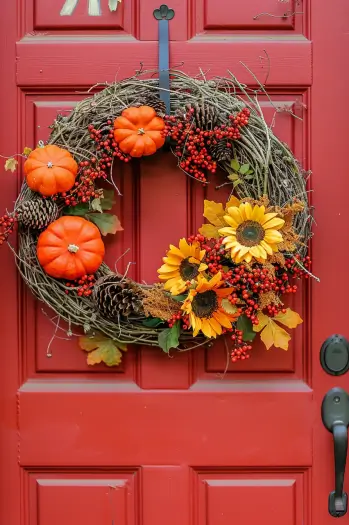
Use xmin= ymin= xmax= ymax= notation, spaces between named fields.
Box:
xmin=79 ymin=333 xmax=127 ymax=367
xmin=198 ymin=196 xmax=240 ymax=239
xmin=253 ymin=308 xmax=303 ymax=351
xmin=22 ymin=147 xmax=32 ymax=157
xmin=4 ymin=158 xmax=18 ymax=173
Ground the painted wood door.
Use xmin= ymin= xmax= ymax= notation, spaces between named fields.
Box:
xmin=0 ymin=1 xmax=348 ymax=524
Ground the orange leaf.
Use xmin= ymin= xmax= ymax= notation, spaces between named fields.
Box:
xmin=79 ymin=333 xmax=127 ymax=366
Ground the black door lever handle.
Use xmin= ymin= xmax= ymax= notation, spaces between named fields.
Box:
xmin=322 ymin=387 xmax=349 ymax=517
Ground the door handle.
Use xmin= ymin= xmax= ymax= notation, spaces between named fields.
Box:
xmin=322 ymin=387 xmax=349 ymax=517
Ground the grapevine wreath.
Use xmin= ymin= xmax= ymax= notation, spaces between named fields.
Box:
xmin=0 ymin=70 xmax=314 ymax=367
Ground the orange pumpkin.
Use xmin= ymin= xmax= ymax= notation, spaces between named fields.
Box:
xmin=113 ymin=105 xmax=165 ymax=157
xmin=24 ymin=145 xmax=78 ymax=197
xmin=37 ymin=216 xmax=105 ymax=280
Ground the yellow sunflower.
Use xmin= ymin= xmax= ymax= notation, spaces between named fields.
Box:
xmin=218 ymin=202 xmax=285 ymax=263
xmin=157 ymin=238 xmax=207 ymax=295
xmin=182 ymin=272 xmax=238 ymax=338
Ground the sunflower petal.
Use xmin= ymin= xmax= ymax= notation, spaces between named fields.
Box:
xmin=209 ymin=316 xmax=223 ymax=336
xmin=158 ymin=264 xmax=179 ymax=273
xmin=169 ymin=245 xmax=185 ymax=259
xmin=225 ymin=206 xmax=243 ymax=225
xmin=243 ymin=202 xmax=253 ymax=220
xmin=264 ymin=230 xmax=283 ymax=243
xmin=219 ymin=226 xmax=235 ymax=236
xmin=260 ymin=240 xmax=273 ymax=255
xmin=251 ymin=205 xmax=265 ymax=221
xmin=201 ymin=319 xmax=213 ymax=338
xmin=213 ymin=310 xmax=233 ymax=329
xmin=224 ymin=215 xmax=238 ymax=229
xmin=163 ymin=255 xmax=182 ymax=265
xmin=179 ymin=238 xmax=191 ymax=257
xmin=206 ymin=271 xmax=222 ymax=289
xmin=250 ymin=245 xmax=267 ymax=259
xmin=259 ymin=212 xmax=277 ymax=225
xmin=263 ymin=217 xmax=285 ymax=230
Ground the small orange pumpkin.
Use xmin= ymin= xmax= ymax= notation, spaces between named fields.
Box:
xmin=37 ymin=216 xmax=105 ymax=280
xmin=24 ymin=145 xmax=78 ymax=197
xmin=113 ymin=105 xmax=165 ymax=157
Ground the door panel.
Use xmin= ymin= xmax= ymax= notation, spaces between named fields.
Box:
xmin=1 ymin=1 xmax=348 ymax=525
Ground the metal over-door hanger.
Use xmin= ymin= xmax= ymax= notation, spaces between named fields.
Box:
xmin=60 ymin=0 xmax=120 ymax=16
xmin=153 ymin=4 xmax=175 ymax=116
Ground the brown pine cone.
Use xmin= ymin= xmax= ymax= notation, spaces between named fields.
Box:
xmin=16 ymin=198 xmax=59 ymax=230
xmin=92 ymin=273 xmax=143 ymax=319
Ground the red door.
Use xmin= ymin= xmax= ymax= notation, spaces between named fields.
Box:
xmin=1 ymin=1 xmax=348 ymax=524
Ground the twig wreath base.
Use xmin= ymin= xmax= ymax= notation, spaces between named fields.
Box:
xmin=1 ymin=70 xmax=314 ymax=366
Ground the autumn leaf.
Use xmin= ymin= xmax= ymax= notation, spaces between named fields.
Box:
xmin=23 ymin=147 xmax=32 ymax=157
xmin=100 ymin=189 xmax=116 ymax=211
xmin=87 ymin=212 xmax=123 ymax=236
xmin=253 ymin=308 xmax=303 ymax=351
xmin=199 ymin=223 xmax=222 ymax=239
xmin=4 ymin=158 xmax=18 ymax=173
xmin=221 ymin=298 xmax=237 ymax=314
xmin=79 ymin=333 xmax=127 ymax=366
xmin=90 ymin=197 xmax=103 ymax=213
xmin=199 ymin=196 xmax=241 ymax=239
xmin=202 ymin=200 xmax=226 ymax=227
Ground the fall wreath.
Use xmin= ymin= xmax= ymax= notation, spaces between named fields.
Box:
xmin=1 ymin=70 xmax=314 ymax=367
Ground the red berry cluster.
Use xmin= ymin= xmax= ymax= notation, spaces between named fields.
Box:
xmin=64 ymin=274 xmax=96 ymax=297
xmin=59 ymin=158 xmax=107 ymax=207
xmin=0 ymin=213 xmax=16 ymax=245
xmin=188 ymin=234 xmax=229 ymax=274
xmin=164 ymin=107 xmax=250 ymax=183
xmin=167 ymin=312 xmax=190 ymax=330
xmin=88 ymin=122 xmax=131 ymax=163
xmin=230 ymin=330 xmax=252 ymax=362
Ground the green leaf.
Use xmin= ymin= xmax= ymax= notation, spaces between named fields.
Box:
xmin=100 ymin=189 xmax=116 ymax=211
xmin=87 ymin=213 xmax=123 ymax=236
xmin=91 ymin=197 xmax=103 ymax=213
xmin=158 ymin=321 xmax=180 ymax=353
xmin=239 ymin=163 xmax=250 ymax=175
xmin=143 ymin=317 xmax=165 ymax=328
xmin=63 ymin=203 xmax=89 ymax=216
xmin=230 ymin=158 xmax=240 ymax=171
xmin=237 ymin=315 xmax=257 ymax=342
xmin=170 ymin=294 xmax=187 ymax=302
xmin=233 ymin=179 xmax=243 ymax=187
xmin=246 ymin=169 xmax=254 ymax=175
xmin=228 ymin=173 xmax=240 ymax=182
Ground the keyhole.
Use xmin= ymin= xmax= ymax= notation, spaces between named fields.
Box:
xmin=334 ymin=396 xmax=341 ymax=403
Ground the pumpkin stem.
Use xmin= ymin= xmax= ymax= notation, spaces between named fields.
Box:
xmin=47 ymin=161 xmax=53 ymax=168
xmin=68 ymin=244 xmax=79 ymax=253
xmin=137 ymin=128 xmax=146 ymax=135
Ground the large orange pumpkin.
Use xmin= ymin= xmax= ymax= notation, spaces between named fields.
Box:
xmin=24 ymin=145 xmax=78 ymax=197
xmin=113 ymin=105 xmax=165 ymax=157
xmin=37 ymin=216 xmax=105 ymax=280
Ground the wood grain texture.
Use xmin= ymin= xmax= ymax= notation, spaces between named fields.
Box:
xmin=16 ymin=39 xmax=312 ymax=87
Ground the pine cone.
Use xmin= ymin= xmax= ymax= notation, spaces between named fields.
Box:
xmin=135 ymin=95 xmax=167 ymax=117
xmin=16 ymin=198 xmax=59 ymax=230
xmin=210 ymin=140 xmax=233 ymax=162
xmin=93 ymin=273 xmax=143 ymax=319
xmin=185 ymin=102 xmax=219 ymax=130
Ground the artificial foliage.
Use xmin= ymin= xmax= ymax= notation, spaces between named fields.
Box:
xmin=0 ymin=70 xmax=314 ymax=367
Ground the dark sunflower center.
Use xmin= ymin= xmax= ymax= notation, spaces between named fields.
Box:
xmin=180 ymin=258 xmax=200 ymax=281
xmin=236 ymin=220 xmax=265 ymax=247
xmin=192 ymin=290 xmax=218 ymax=318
